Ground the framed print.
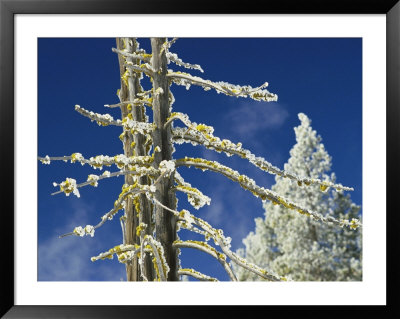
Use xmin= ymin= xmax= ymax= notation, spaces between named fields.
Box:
xmin=1 ymin=0 xmax=399 ymax=317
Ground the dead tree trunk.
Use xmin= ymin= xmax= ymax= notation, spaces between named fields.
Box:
xmin=150 ymin=38 xmax=178 ymax=281
xmin=116 ymin=37 xmax=154 ymax=281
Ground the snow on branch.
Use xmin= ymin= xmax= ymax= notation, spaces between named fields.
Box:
xmin=50 ymin=167 xmax=158 ymax=196
xmin=39 ymin=153 xmax=154 ymax=170
xmin=149 ymin=196 xmax=284 ymax=281
xmin=104 ymin=99 xmax=151 ymax=109
xmin=178 ymin=268 xmax=218 ymax=281
xmin=166 ymin=51 xmax=204 ymax=73
xmin=90 ymin=244 xmax=139 ymax=262
xmin=144 ymin=234 xmax=169 ymax=281
xmin=75 ymin=105 xmax=122 ymax=126
xmin=177 ymin=220 xmax=208 ymax=237
xmin=174 ymin=240 xmax=236 ymax=281
xmin=175 ymin=157 xmax=362 ymax=230
xmin=179 ymin=210 xmax=284 ymax=282
xmin=59 ymin=187 xmax=149 ymax=238
xmin=91 ymin=233 xmax=169 ymax=281
xmin=174 ymin=171 xmax=210 ymax=209
xmin=167 ymin=112 xmax=353 ymax=193
xmin=121 ymin=115 xmax=155 ymax=135
xmin=58 ymin=171 xmax=169 ymax=240
xmin=75 ymin=104 xmax=154 ymax=134
xmin=111 ymin=47 xmax=152 ymax=63
xmin=50 ymin=178 xmax=81 ymax=197
xmin=161 ymin=37 xmax=178 ymax=53
xmin=125 ymin=62 xmax=154 ymax=77
xmin=105 ymin=101 xmax=137 ymax=108
xmin=167 ymin=71 xmax=278 ymax=102
xmin=136 ymin=222 xmax=149 ymax=281
xmin=105 ymin=91 xmax=154 ymax=109
xmin=164 ymin=112 xmax=193 ymax=129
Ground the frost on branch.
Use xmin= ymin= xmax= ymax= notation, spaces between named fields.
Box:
xmin=39 ymin=38 xmax=360 ymax=282
xmin=174 ymin=170 xmax=211 ymax=210
xmin=39 ymin=153 xmax=154 ymax=170
xmin=167 ymin=71 xmax=278 ymax=102
xmin=73 ymin=225 xmax=95 ymax=237
xmin=168 ymin=111 xmax=354 ymax=192
xmin=75 ymin=105 xmax=122 ymax=126
xmin=166 ymin=52 xmax=204 ymax=73
xmin=53 ymin=178 xmax=80 ymax=198
xmin=178 ymin=268 xmax=218 ymax=281
xmin=40 ymin=155 xmax=51 ymax=164
xmin=175 ymin=157 xmax=360 ymax=230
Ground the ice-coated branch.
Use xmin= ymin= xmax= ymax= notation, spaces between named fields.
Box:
xmin=136 ymin=222 xmax=149 ymax=281
xmin=149 ymin=196 xmax=283 ymax=281
xmin=104 ymin=101 xmax=135 ymax=108
xmin=76 ymin=103 xmax=154 ymax=138
xmin=112 ymin=47 xmax=152 ymax=62
xmin=179 ymin=211 xmax=284 ymax=282
xmin=104 ymin=99 xmax=152 ymax=109
xmin=160 ymin=38 xmax=178 ymax=55
xmin=226 ymin=247 xmax=285 ymax=282
xmin=105 ymin=90 xmax=153 ymax=109
xmin=175 ymin=157 xmax=362 ymax=230
xmin=145 ymin=235 xmax=169 ymax=281
xmin=75 ymin=105 xmax=122 ymax=126
xmin=178 ymin=268 xmax=218 ymax=282
xmin=50 ymin=167 xmax=158 ymax=196
xmin=52 ymin=178 xmax=81 ymax=198
xmin=59 ymin=188 xmax=148 ymax=238
xmin=168 ymin=112 xmax=353 ymax=193
xmin=175 ymin=185 xmax=211 ymax=210
xmin=39 ymin=153 xmax=154 ymax=170
xmin=174 ymin=171 xmax=210 ymax=209
xmin=91 ymin=234 xmax=169 ymax=281
xmin=164 ymin=112 xmax=193 ymax=129
xmin=75 ymin=104 xmax=155 ymax=134
xmin=177 ymin=220 xmax=208 ymax=237
xmin=173 ymin=240 xmax=237 ymax=281
xmin=166 ymin=51 xmax=204 ymax=73
xmin=59 ymin=169 xmax=169 ymax=239
xmin=125 ymin=63 xmax=154 ymax=77
xmin=167 ymin=71 xmax=278 ymax=102
xmin=90 ymin=244 xmax=139 ymax=262
xmin=120 ymin=216 xmax=126 ymax=245
xmin=122 ymin=116 xmax=155 ymax=135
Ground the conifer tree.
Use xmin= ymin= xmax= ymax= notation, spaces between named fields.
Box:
xmin=234 ymin=113 xmax=362 ymax=281
xmin=39 ymin=38 xmax=361 ymax=281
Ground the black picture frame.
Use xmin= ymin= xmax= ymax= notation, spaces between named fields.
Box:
xmin=1 ymin=0 xmax=398 ymax=317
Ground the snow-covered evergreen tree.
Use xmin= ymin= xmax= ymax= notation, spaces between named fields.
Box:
xmin=234 ymin=113 xmax=362 ymax=281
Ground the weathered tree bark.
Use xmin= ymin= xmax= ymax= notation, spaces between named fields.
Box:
xmin=150 ymin=38 xmax=178 ymax=281
xmin=116 ymin=37 xmax=154 ymax=281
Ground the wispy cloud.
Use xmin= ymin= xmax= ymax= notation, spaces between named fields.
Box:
xmin=201 ymin=195 xmax=225 ymax=226
xmin=224 ymin=101 xmax=288 ymax=138
xmin=38 ymin=199 xmax=124 ymax=281
xmin=38 ymin=234 xmax=93 ymax=281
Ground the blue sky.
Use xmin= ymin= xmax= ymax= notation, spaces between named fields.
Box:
xmin=38 ymin=38 xmax=362 ymax=281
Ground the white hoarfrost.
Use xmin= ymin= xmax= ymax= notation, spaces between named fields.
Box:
xmin=233 ymin=113 xmax=362 ymax=281
xmin=53 ymin=178 xmax=80 ymax=198
xmin=159 ymin=160 xmax=175 ymax=175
